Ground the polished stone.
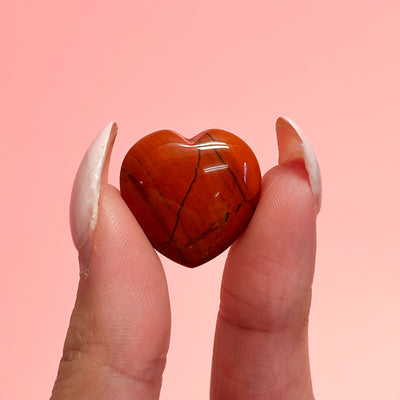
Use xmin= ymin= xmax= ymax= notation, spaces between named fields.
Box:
xmin=120 ymin=129 xmax=261 ymax=267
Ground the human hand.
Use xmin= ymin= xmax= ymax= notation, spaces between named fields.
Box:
xmin=51 ymin=118 xmax=321 ymax=400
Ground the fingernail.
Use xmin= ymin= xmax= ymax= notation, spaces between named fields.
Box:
xmin=276 ymin=116 xmax=322 ymax=212
xmin=69 ymin=121 xmax=118 ymax=276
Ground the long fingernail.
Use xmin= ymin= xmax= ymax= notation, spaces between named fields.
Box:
xmin=276 ymin=116 xmax=322 ymax=212
xmin=70 ymin=122 xmax=118 ymax=277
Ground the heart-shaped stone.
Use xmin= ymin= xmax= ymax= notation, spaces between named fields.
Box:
xmin=120 ymin=129 xmax=261 ymax=267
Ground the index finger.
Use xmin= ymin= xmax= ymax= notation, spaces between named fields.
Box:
xmin=211 ymin=118 xmax=321 ymax=399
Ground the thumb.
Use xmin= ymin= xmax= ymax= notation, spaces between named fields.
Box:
xmin=51 ymin=123 xmax=171 ymax=400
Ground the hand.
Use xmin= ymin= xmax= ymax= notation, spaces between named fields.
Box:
xmin=51 ymin=118 xmax=321 ymax=400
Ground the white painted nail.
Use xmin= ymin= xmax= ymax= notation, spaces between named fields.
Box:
xmin=69 ymin=121 xmax=118 ymax=276
xmin=276 ymin=116 xmax=322 ymax=212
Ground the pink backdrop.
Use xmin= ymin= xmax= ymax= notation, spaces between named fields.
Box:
xmin=2 ymin=1 xmax=399 ymax=398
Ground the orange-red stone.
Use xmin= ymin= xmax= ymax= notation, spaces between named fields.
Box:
xmin=120 ymin=129 xmax=261 ymax=267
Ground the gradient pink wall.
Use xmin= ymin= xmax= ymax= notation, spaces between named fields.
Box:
xmin=2 ymin=1 xmax=399 ymax=398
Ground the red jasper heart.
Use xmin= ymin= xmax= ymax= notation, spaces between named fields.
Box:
xmin=120 ymin=129 xmax=261 ymax=267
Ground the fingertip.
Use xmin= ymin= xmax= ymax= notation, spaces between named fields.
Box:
xmin=231 ymin=160 xmax=317 ymax=262
xmin=223 ymin=160 xmax=317 ymax=330
xmin=90 ymin=183 xmax=163 ymax=280
xmin=211 ymin=162 xmax=317 ymax=398
xmin=260 ymin=160 xmax=318 ymax=225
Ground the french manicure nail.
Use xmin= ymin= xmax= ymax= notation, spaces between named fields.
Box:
xmin=276 ymin=116 xmax=322 ymax=212
xmin=69 ymin=121 xmax=118 ymax=276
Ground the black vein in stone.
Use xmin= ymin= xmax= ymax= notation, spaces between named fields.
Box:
xmin=160 ymin=148 xmax=201 ymax=251
xmin=125 ymin=172 xmax=139 ymax=184
xmin=126 ymin=154 xmax=169 ymax=204
xmin=124 ymin=155 xmax=188 ymax=260
xmin=126 ymin=153 xmax=202 ymax=261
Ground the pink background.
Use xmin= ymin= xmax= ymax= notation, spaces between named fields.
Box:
xmin=2 ymin=1 xmax=399 ymax=398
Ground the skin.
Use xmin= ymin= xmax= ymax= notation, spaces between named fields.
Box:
xmin=51 ymin=160 xmax=317 ymax=399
